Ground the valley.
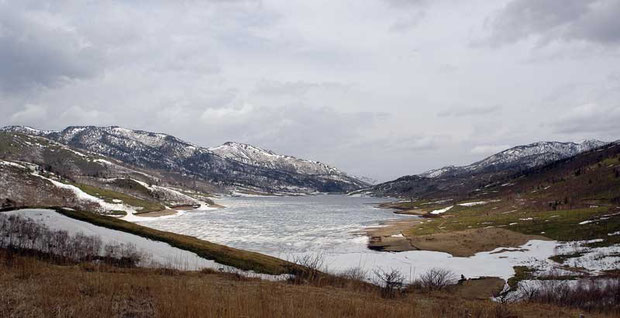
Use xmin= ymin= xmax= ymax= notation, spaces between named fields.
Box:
xmin=1 ymin=125 xmax=619 ymax=316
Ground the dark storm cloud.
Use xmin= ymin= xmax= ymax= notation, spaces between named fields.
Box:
xmin=485 ymin=0 xmax=620 ymax=46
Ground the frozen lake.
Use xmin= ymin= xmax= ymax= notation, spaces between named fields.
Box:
xmin=136 ymin=195 xmax=559 ymax=282
xmin=138 ymin=195 xmax=409 ymax=256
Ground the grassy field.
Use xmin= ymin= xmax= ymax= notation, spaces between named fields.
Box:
xmin=405 ymin=205 xmax=620 ymax=245
xmin=1 ymin=251 xmax=610 ymax=318
xmin=53 ymin=208 xmax=297 ymax=275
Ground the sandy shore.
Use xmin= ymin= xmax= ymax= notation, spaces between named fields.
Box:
xmin=134 ymin=202 xmax=224 ymax=218
xmin=134 ymin=209 xmax=179 ymax=218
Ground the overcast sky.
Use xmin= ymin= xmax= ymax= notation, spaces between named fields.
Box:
xmin=1 ymin=0 xmax=619 ymax=181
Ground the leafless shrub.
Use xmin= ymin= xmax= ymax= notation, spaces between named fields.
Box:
xmin=0 ymin=213 xmax=147 ymax=267
xmin=340 ymin=267 xmax=368 ymax=282
xmin=289 ymin=253 xmax=325 ymax=285
xmin=519 ymin=278 xmax=620 ymax=313
xmin=418 ymin=268 xmax=457 ymax=291
xmin=373 ymin=268 xmax=406 ymax=298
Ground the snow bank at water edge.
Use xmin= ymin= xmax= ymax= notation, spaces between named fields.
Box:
xmin=287 ymin=239 xmax=559 ymax=283
xmin=3 ymin=209 xmax=290 ymax=281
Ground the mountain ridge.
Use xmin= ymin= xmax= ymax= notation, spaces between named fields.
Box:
xmin=420 ymin=140 xmax=607 ymax=179
xmin=368 ymin=139 xmax=609 ymax=198
xmin=0 ymin=125 xmax=369 ymax=194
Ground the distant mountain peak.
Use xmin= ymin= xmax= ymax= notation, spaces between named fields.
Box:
xmin=209 ymin=141 xmax=347 ymax=177
xmin=1 ymin=125 xmax=53 ymax=136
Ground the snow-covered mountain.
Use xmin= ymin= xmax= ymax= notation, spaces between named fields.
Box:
xmin=209 ymin=142 xmax=343 ymax=176
xmin=1 ymin=125 xmax=368 ymax=194
xmin=420 ymin=140 xmax=607 ymax=179
xmin=370 ymin=139 xmax=609 ymax=198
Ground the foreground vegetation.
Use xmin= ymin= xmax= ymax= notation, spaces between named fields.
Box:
xmin=2 ymin=250 xmax=612 ymax=318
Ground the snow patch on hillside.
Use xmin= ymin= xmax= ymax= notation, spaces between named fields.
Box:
xmin=33 ymin=173 xmax=134 ymax=214
xmin=430 ymin=205 xmax=454 ymax=215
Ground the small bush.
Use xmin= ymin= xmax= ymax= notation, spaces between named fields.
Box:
xmin=418 ymin=268 xmax=457 ymax=291
xmin=373 ymin=268 xmax=406 ymax=298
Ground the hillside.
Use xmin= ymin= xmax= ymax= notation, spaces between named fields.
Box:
xmin=0 ymin=131 xmax=212 ymax=215
xmin=370 ymin=141 xmax=620 ymax=294
xmin=1 ymin=126 xmax=369 ymax=194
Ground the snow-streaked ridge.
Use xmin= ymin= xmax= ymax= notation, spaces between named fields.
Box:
xmin=209 ymin=141 xmax=344 ymax=176
xmin=420 ymin=140 xmax=607 ymax=178
xmin=1 ymin=125 xmax=370 ymax=193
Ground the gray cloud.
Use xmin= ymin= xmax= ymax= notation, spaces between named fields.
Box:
xmin=470 ymin=144 xmax=511 ymax=155
xmin=485 ymin=0 xmax=620 ymax=47
xmin=437 ymin=105 xmax=502 ymax=117
xmin=0 ymin=0 xmax=618 ymax=181
xmin=550 ymin=103 xmax=620 ymax=137
xmin=0 ymin=2 xmax=102 ymax=91
xmin=253 ymin=80 xmax=351 ymax=97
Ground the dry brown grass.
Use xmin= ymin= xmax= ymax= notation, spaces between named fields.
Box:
xmin=0 ymin=251 xmax=610 ymax=318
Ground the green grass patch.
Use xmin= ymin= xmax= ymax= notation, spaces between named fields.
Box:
xmin=52 ymin=208 xmax=298 ymax=275
xmin=507 ymin=266 xmax=534 ymax=290
xmin=549 ymin=252 xmax=585 ymax=264
xmin=407 ymin=206 xmax=620 ymax=245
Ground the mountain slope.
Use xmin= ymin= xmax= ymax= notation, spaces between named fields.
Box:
xmin=209 ymin=142 xmax=342 ymax=175
xmin=421 ymin=140 xmax=607 ymax=178
xmin=0 ymin=131 xmax=210 ymax=214
xmin=370 ymin=140 xmax=608 ymax=198
xmin=1 ymin=126 xmax=368 ymax=194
